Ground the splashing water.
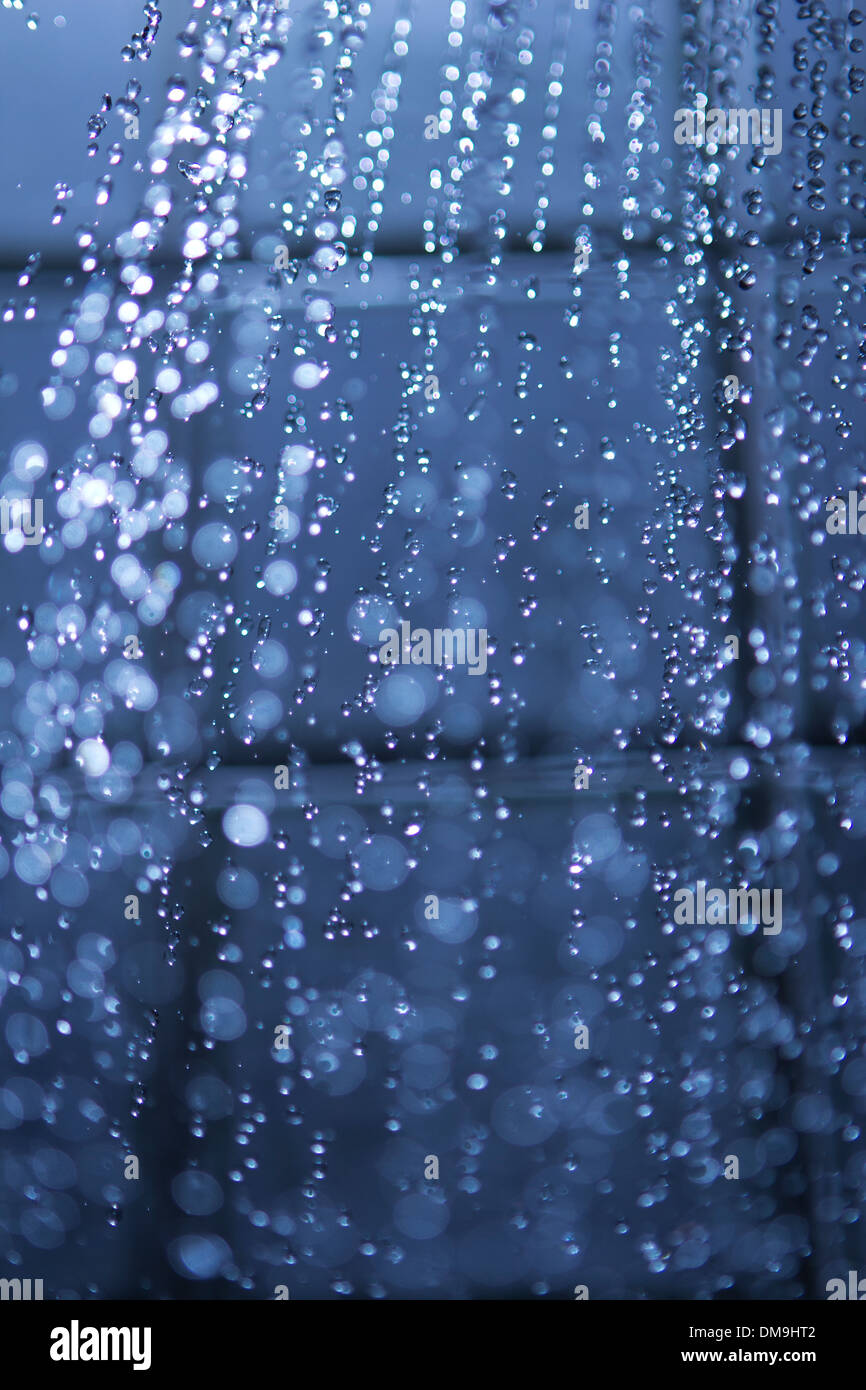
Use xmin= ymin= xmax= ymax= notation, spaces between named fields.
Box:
xmin=0 ymin=0 xmax=864 ymax=1302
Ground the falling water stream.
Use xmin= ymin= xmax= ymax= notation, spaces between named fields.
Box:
xmin=0 ymin=0 xmax=864 ymax=1300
